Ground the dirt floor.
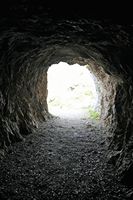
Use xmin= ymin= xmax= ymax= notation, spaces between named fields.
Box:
xmin=0 ymin=116 xmax=132 ymax=200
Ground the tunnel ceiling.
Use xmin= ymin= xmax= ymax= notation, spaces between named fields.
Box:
xmin=0 ymin=0 xmax=133 ymax=24
xmin=0 ymin=0 xmax=133 ymax=186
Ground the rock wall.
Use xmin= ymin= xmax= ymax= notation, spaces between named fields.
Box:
xmin=0 ymin=3 xmax=133 ymax=184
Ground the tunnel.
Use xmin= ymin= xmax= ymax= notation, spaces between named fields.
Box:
xmin=0 ymin=1 xmax=133 ymax=199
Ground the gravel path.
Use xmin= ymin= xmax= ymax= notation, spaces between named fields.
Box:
xmin=0 ymin=117 xmax=131 ymax=200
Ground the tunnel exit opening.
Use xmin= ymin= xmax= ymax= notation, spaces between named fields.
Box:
xmin=47 ymin=62 xmax=101 ymax=120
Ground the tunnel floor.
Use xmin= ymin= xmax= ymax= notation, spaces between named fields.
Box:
xmin=0 ymin=117 xmax=130 ymax=200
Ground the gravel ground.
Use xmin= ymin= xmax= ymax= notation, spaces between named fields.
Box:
xmin=0 ymin=117 xmax=131 ymax=200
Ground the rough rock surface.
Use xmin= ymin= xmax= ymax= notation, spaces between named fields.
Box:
xmin=0 ymin=0 xmax=133 ymax=188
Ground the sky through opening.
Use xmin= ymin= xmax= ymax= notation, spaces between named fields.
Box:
xmin=47 ymin=62 xmax=100 ymax=119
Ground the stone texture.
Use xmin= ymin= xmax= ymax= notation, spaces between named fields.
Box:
xmin=0 ymin=1 xmax=133 ymax=186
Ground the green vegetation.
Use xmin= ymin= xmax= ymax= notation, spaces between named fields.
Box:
xmin=87 ymin=107 xmax=100 ymax=120
xmin=48 ymin=83 xmax=100 ymax=120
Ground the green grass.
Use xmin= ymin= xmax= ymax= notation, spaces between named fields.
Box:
xmin=48 ymin=82 xmax=100 ymax=120
xmin=87 ymin=107 xmax=100 ymax=120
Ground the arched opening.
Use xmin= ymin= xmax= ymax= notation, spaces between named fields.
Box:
xmin=47 ymin=62 xmax=101 ymax=120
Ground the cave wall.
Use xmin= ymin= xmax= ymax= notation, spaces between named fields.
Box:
xmin=0 ymin=34 xmax=49 ymax=150
xmin=0 ymin=7 xmax=133 ymax=184
xmin=109 ymin=78 xmax=133 ymax=185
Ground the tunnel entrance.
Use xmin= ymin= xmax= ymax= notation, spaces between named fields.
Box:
xmin=47 ymin=62 xmax=100 ymax=119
